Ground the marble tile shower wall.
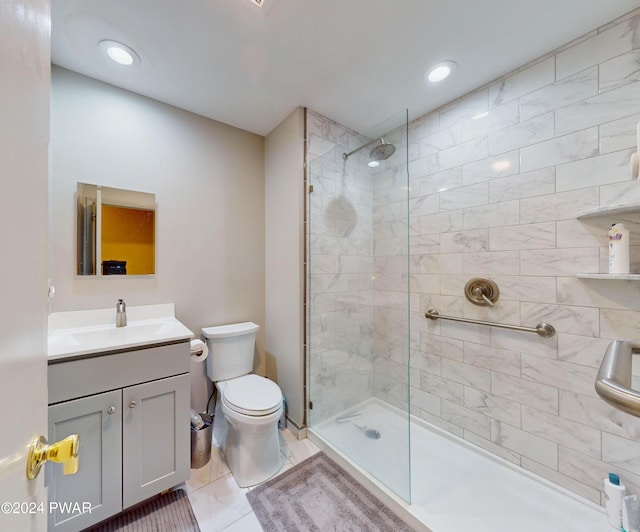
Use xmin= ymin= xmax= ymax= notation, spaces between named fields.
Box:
xmin=391 ymin=10 xmax=640 ymax=505
xmin=306 ymin=110 xmax=377 ymax=422
xmin=370 ymin=131 xmax=411 ymax=410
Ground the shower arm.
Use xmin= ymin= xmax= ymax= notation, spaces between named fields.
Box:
xmin=342 ymin=138 xmax=384 ymax=161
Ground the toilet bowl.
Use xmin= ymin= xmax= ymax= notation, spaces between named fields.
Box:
xmin=214 ymin=375 xmax=283 ymax=487
xmin=201 ymin=322 xmax=283 ymax=487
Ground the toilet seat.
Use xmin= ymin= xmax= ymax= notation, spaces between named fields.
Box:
xmin=221 ymin=374 xmax=282 ymax=416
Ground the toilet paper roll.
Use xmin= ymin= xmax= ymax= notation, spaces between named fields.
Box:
xmin=190 ymin=339 xmax=209 ymax=362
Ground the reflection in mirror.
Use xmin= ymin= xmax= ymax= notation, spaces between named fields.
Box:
xmin=76 ymin=183 xmax=156 ymax=276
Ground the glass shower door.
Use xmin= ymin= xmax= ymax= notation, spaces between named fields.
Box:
xmin=306 ymin=110 xmax=411 ymax=502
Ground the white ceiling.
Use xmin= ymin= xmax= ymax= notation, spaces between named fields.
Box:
xmin=52 ymin=0 xmax=640 ymax=137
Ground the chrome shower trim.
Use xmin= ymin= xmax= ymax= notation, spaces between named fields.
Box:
xmin=342 ymin=137 xmax=385 ymax=161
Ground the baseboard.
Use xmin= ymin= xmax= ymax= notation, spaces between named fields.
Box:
xmin=283 ymin=416 xmax=307 ymax=440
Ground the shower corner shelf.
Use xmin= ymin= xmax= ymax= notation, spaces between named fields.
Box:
xmin=576 ymin=273 xmax=640 ymax=280
xmin=575 ymin=203 xmax=640 ymax=281
xmin=576 ymin=203 xmax=640 ymax=220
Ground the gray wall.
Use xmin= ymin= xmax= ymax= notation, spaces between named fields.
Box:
xmin=264 ymin=108 xmax=305 ymax=428
xmin=50 ymin=67 xmax=266 ymax=412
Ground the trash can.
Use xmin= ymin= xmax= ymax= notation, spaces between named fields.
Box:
xmin=190 ymin=413 xmax=213 ymax=469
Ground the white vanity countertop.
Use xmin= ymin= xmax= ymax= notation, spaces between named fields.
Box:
xmin=48 ymin=303 xmax=194 ymax=361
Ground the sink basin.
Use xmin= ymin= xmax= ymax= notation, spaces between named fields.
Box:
xmin=48 ymin=303 xmax=193 ymax=361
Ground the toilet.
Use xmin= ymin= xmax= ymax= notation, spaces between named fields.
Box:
xmin=201 ymin=322 xmax=283 ymax=487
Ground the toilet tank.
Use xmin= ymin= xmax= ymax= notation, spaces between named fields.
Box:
xmin=201 ymin=322 xmax=259 ymax=382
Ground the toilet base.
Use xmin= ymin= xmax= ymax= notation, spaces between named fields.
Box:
xmin=214 ymin=394 xmax=283 ymax=487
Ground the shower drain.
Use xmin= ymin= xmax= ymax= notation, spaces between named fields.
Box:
xmin=364 ymin=428 xmax=381 ymax=439
xmin=335 ymin=414 xmax=381 ymax=439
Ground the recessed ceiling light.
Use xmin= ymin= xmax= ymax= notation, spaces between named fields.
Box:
xmin=424 ymin=61 xmax=457 ymax=83
xmin=368 ymin=160 xmax=380 ymax=168
xmin=99 ymin=40 xmax=140 ymax=66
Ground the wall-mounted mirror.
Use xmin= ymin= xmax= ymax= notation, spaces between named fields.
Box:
xmin=77 ymin=183 xmax=156 ymax=276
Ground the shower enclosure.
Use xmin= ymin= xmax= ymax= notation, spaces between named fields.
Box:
xmin=306 ymin=110 xmax=411 ymax=502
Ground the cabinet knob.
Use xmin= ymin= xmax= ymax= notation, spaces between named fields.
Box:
xmin=107 ymin=406 xmax=116 ymax=414
xmin=129 ymin=400 xmax=137 ymax=408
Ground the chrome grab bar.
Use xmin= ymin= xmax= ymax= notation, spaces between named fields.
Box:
xmin=595 ymin=340 xmax=640 ymax=417
xmin=424 ymin=309 xmax=555 ymax=338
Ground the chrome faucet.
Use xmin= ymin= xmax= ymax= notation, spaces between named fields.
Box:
xmin=116 ymin=299 xmax=127 ymax=327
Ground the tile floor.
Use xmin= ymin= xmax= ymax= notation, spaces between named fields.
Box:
xmin=185 ymin=429 xmax=320 ymax=531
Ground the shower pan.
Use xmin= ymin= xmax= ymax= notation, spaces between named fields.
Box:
xmin=306 ymin=110 xmax=411 ymax=502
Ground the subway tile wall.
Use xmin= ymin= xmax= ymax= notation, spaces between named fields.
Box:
xmin=307 ymin=110 xmax=410 ymax=424
xmin=402 ymin=10 xmax=640 ymax=506
xmin=308 ymin=8 xmax=640 ymax=507
xmin=307 ymin=111 xmax=376 ymax=423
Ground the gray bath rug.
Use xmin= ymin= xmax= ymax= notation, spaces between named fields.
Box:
xmin=87 ymin=489 xmax=200 ymax=531
xmin=247 ymin=452 xmax=415 ymax=531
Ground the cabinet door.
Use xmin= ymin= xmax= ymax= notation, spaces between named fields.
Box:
xmin=122 ymin=374 xmax=190 ymax=508
xmin=48 ymin=390 xmax=122 ymax=532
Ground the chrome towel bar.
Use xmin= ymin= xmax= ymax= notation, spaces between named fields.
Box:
xmin=424 ymin=309 xmax=556 ymax=338
xmin=595 ymin=340 xmax=640 ymax=417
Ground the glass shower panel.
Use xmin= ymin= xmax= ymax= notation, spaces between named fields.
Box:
xmin=307 ymin=110 xmax=411 ymax=502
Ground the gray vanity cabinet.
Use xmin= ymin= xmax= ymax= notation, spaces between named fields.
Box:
xmin=122 ymin=373 xmax=190 ymax=508
xmin=47 ymin=390 xmax=122 ymax=532
xmin=47 ymin=342 xmax=191 ymax=532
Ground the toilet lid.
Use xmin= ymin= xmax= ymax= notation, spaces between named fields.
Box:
xmin=222 ymin=374 xmax=282 ymax=416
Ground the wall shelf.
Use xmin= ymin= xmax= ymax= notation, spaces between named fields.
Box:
xmin=576 ymin=204 xmax=640 ymax=281
xmin=577 ymin=203 xmax=640 ymax=220
xmin=577 ymin=273 xmax=640 ymax=280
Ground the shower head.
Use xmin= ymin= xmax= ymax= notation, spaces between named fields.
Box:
xmin=369 ymin=141 xmax=396 ymax=161
xmin=342 ymin=137 xmax=396 ymax=163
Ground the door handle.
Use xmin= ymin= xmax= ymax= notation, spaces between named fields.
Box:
xmin=27 ymin=434 xmax=80 ymax=480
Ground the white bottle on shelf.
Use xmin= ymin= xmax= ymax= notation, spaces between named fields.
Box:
xmin=605 ymin=472 xmax=626 ymax=529
xmin=609 ymin=223 xmax=630 ymax=274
